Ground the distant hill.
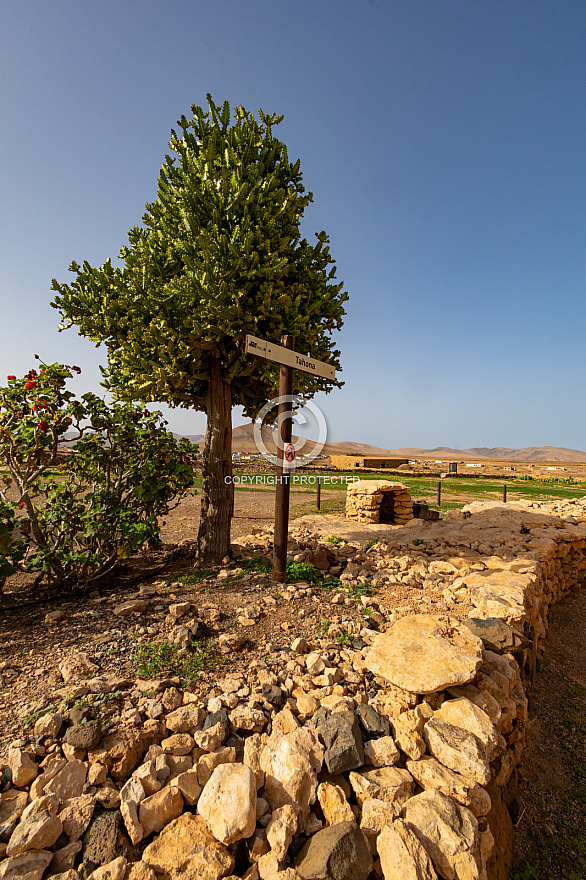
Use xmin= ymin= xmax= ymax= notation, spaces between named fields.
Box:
xmin=172 ymin=423 xmax=586 ymax=463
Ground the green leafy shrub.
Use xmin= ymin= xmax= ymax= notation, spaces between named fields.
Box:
xmin=132 ymin=638 xmax=217 ymax=681
xmin=0 ymin=360 xmax=195 ymax=590
xmin=286 ymin=560 xmax=322 ymax=583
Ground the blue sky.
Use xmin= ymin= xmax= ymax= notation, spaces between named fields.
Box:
xmin=1 ymin=1 xmax=585 ymax=450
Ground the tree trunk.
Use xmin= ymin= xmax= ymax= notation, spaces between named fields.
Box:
xmin=196 ymin=354 xmax=234 ymax=565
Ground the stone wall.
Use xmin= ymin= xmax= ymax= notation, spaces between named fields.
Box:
xmin=0 ymin=499 xmax=585 ymax=880
xmin=346 ymin=480 xmax=414 ymax=525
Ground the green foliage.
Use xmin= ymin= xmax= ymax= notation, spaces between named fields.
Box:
xmin=0 ymin=361 xmax=195 ymax=590
xmin=286 ymin=560 xmax=321 ymax=583
xmin=412 ymin=538 xmax=426 ymax=546
xmin=0 ymin=499 xmax=25 ymax=585
xmin=241 ymin=556 xmax=272 ymax=574
xmin=335 ymin=631 xmax=352 ymax=647
xmin=364 ymin=539 xmax=378 ymax=549
xmin=325 ymin=535 xmax=343 ymax=545
xmin=50 ymin=95 xmax=347 ymax=417
xmin=321 ymin=576 xmax=342 ymax=590
xmin=346 ymin=581 xmax=375 ymax=600
xmin=132 ymin=638 xmax=218 ymax=681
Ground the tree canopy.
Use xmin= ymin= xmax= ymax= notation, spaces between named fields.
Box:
xmin=51 ymin=96 xmax=347 ymax=418
xmin=51 ymin=95 xmax=347 ymax=563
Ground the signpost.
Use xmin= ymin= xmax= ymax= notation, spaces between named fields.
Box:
xmin=245 ymin=335 xmax=336 ymax=381
xmin=245 ymin=333 xmax=337 ymax=582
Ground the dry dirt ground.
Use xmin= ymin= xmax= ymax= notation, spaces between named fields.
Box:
xmin=1 ymin=490 xmax=585 ymax=878
xmin=509 ymin=584 xmax=586 ymax=879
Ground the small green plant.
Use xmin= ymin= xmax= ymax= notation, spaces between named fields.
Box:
xmin=241 ymin=557 xmax=272 ymax=575
xmin=336 ymin=631 xmax=352 ymax=647
xmin=321 ymin=576 xmax=342 ymax=591
xmin=326 ymin=536 xmax=343 ymax=545
xmin=412 ymin=538 xmax=426 ymax=546
xmin=364 ymin=540 xmax=378 ymax=549
xmin=286 ymin=560 xmax=322 ymax=584
xmin=132 ymin=638 xmax=218 ymax=681
xmin=346 ymin=581 xmax=375 ymax=600
xmin=319 ymin=619 xmax=332 ymax=636
xmin=174 ymin=570 xmax=212 ymax=586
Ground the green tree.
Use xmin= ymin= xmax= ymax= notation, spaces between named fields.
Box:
xmin=51 ymin=95 xmax=347 ymax=564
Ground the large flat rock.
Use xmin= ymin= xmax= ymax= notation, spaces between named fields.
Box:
xmin=365 ymin=615 xmax=484 ymax=694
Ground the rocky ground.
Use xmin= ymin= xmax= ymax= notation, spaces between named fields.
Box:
xmin=0 ymin=497 xmax=585 ymax=880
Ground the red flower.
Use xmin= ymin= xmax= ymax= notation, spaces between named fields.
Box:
xmin=25 ymin=381 xmax=36 ymax=390
xmin=34 ymin=354 xmax=39 ymax=359
xmin=7 ymin=375 xmax=16 ymax=380
xmin=36 ymin=420 xmax=49 ymax=431
xmin=18 ymin=502 xmax=25 ymax=509
xmin=143 ymin=409 xmax=150 ymax=417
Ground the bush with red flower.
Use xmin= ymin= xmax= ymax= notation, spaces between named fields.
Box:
xmin=0 ymin=360 xmax=196 ymax=591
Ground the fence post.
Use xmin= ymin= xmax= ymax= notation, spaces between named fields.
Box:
xmin=317 ymin=476 xmax=321 ymax=510
xmin=503 ymin=483 xmax=507 ymax=503
xmin=437 ymin=480 xmax=441 ymax=508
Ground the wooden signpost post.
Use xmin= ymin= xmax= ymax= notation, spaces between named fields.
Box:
xmin=245 ymin=334 xmax=336 ymax=582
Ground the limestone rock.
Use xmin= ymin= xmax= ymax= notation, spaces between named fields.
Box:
xmin=120 ymin=776 xmax=145 ymax=845
xmin=359 ymin=798 xmax=401 ymax=855
xmin=20 ymin=795 xmax=59 ymax=824
xmin=194 ymin=723 xmax=226 ymax=752
xmin=402 ymin=789 xmax=483 ymax=880
xmin=49 ymin=839 xmax=82 ymax=873
xmin=391 ymin=706 xmax=426 ymax=760
xmin=160 ymin=734 xmax=194 ymax=756
xmin=265 ymin=805 xmax=299 ymax=861
xmin=59 ymin=652 xmax=99 ymax=683
xmin=164 ymin=704 xmax=205 ymax=734
xmin=406 ymin=758 xmax=491 ymax=817
xmin=6 ymin=810 xmax=63 ymax=857
xmin=436 ymin=698 xmax=499 ymax=760
xmin=260 ymin=729 xmax=323 ymax=824
xmin=0 ymin=849 xmax=53 ymax=880
xmin=423 ymin=718 xmax=490 ymax=786
xmin=45 ymin=760 xmax=87 ymax=799
xmin=169 ymin=769 xmax=201 ymax=806
xmin=88 ymin=724 xmax=160 ymax=780
xmin=125 ymin=863 xmax=157 ymax=880
xmin=197 ymin=764 xmax=256 ymax=845
xmin=363 ymin=736 xmax=400 ymax=767
xmin=7 ymin=750 xmax=38 ymax=789
xmin=349 ymin=766 xmax=413 ymax=807
xmin=87 ymin=855 xmax=127 ymax=880
xmin=33 ymin=712 xmax=63 ymax=739
xmin=377 ymin=819 xmax=438 ymax=880
xmin=317 ymin=783 xmax=354 ymax=826
xmin=138 ymin=786 xmax=183 ymax=838
xmin=292 ymin=820 xmax=372 ymax=880
xmin=142 ymin=812 xmax=235 ymax=880
xmin=0 ymin=791 xmax=28 ymax=839
xmin=59 ymin=795 xmax=96 ymax=841
xmin=365 ymin=615 xmax=483 ymax=694
xmin=113 ymin=599 xmax=147 ymax=617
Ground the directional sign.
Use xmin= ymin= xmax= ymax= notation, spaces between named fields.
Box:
xmin=245 ymin=335 xmax=336 ymax=381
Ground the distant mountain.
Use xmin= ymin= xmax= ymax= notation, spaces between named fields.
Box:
xmin=172 ymin=423 xmax=586 ymax=463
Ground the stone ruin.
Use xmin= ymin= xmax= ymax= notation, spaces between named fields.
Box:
xmin=346 ymin=480 xmax=414 ymax=525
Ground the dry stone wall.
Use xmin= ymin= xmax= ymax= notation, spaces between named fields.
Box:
xmin=346 ymin=480 xmax=414 ymax=525
xmin=0 ymin=498 xmax=585 ymax=880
